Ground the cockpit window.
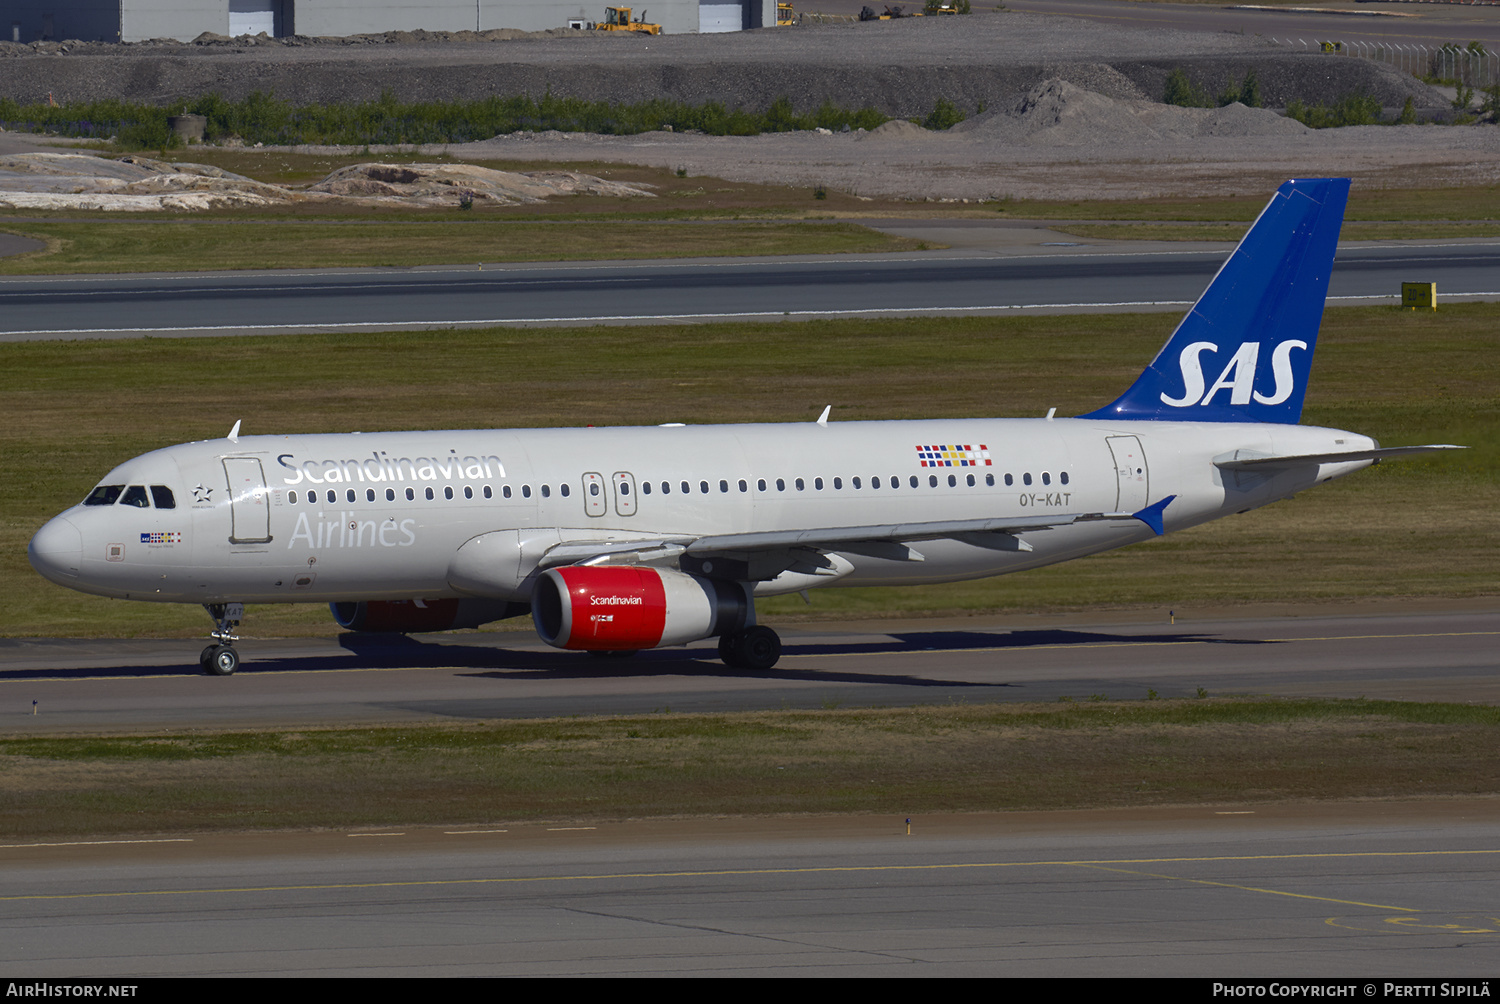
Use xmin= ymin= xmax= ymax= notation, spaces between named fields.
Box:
xmin=120 ymin=485 xmax=150 ymax=508
xmin=84 ymin=485 xmax=124 ymax=506
xmin=150 ymin=486 xmax=176 ymax=510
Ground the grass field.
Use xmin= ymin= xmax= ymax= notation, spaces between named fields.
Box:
xmin=0 ymin=219 xmax=915 ymax=274
xmin=3 ymin=699 xmax=1497 ymax=837
xmin=2 ymin=304 xmax=1495 ymax=639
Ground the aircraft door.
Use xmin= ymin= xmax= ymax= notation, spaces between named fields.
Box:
xmin=582 ymin=472 xmax=607 ymax=517
xmin=1106 ymin=435 xmax=1149 ymax=512
xmin=612 ymin=472 xmax=637 ymax=516
xmin=223 ymin=457 xmax=272 ymax=544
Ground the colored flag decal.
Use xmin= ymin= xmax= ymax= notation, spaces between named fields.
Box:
xmin=140 ymin=532 xmax=182 ymax=544
xmin=916 ymin=444 xmax=991 ymax=467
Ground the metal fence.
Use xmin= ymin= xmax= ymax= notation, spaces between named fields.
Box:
xmin=1269 ymin=37 xmax=1500 ymax=87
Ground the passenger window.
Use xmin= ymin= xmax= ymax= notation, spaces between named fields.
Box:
xmin=347 ymin=489 xmax=356 ymax=503
xmin=590 ymin=482 xmax=600 ymax=496
xmin=288 ymin=491 xmax=299 ymax=504
xmin=700 ymin=481 xmax=709 ymax=494
xmin=928 ymin=475 xmax=937 ymax=488
xmin=719 ymin=480 xmax=728 ymax=493
xmin=739 ymin=480 xmax=748 ymax=493
xmin=909 ymin=476 xmax=919 ymax=488
xmin=661 ymin=482 xmax=671 ymax=495
xmin=541 ymin=485 xmax=550 ymax=498
xmin=483 ymin=486 xmax=492 ymax=499
xmin=948 ymin=475 xmax=957 ymax=487
xmin=326 ymin=490 xmax=336 ymax=504
xmin=406 ymin=487 xmax=415 ymax=501
xmin=681 ymin=481 xmax=690 ymax=494
xmin=503 ymin=485 xmax=512 ymax=499
xmin=776 ymin=479 xmax=785 ymax=492
xmin=523 ymin=485 xmax=532 ymax=499
xmin=84 ymin=485 xmax=125 ymax=506
xmin=446 ymin=486 xmax=455 ymax=500
xmin=966 ymin=474 xmax=975 ymax=487
xmin=150 ymin=486 xmax=176 ymax=509
xmin=464 ymin=486 xmax=473 ymax=500
xmin=796 ymin=478 xmax=805 ymax=491
xmin=1023 ymin=473 xmax=1033 ymax=486
xmin=986 ymin=474 xmax=994 ymax=487
xmin=872 ymin=477 xmax=881 ymax=489
xmin=642 ymin=482 xmax=651 ymax=495
xmin=1061 ymin=472 xmax=1070 ymax=485
xmin=387 ymin=488 xmax=396 ymax=501
xmin=1005 ymin=474 xmax=1014 ymax=486
xmin=833 ymin=477 xmax=842 ymax=490
xmin=757 ymin=479 xmax=766 ymax=492
xmin=366 ymin=488 xmax=375 ymax=502
xmin=852 ymin=477 xmax=861 ymax=489
xmin=1042 ymin=472 xmax=1051 ymax=486
xmin=425 ymin=487 xmax=435 ymax=500
xmin=815 ymin=478 xmax=823 ymax=491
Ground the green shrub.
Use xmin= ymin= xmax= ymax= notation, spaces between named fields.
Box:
xmin=1164 ymin=69 xmax=1212 ymax=108
xmin=922 ymin=96 xmax=966 ymax=131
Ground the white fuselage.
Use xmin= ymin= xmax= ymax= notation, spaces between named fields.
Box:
xmin=30 ymin=417 xmax=1375 ymax=606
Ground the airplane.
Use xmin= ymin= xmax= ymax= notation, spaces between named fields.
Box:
xmin=28 ymin=177 xmax=1461 ymax=676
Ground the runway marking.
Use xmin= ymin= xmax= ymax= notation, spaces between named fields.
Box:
xmin=1071 ymin=863 xmax=1417 ymax=913
xmin=348 ymin=832 xmax=405 ymax=838
xmin=0 ymin=838 xmax=192 ymax=850
xmin=2 ymin=848 xmax=1495 ymax=903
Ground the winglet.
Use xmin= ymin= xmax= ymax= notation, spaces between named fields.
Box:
xmin=227 ymin=420 xmax=241 ymax=442
xmin=1132 ymin=495 xmax=1176 ymax=536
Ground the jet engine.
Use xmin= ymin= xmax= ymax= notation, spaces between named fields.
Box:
xmin=531 ymin=565 xmax=750 ymax=651
xmin=330 ymin=598 xmax=525 ymax=633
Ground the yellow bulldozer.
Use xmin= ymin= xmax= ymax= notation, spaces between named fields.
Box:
xmin=593 ymin=6 xmax=662 ymax=33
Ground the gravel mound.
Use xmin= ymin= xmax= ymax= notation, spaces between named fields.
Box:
xmin=949 ymin=79 xmax=1310 ymax=146
xmin=0 ymin=153 xmax=654 ymax=211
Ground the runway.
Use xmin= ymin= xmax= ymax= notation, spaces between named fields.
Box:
xmin=5 ymin=609 xmax=1497 ymax=975
xmin=4 ymin=606 xmax=1497 ymax=732
xmin=3 ymin=804 xmax=1498 ymax=976
xmin=2 ymin=237 xmax=1497 ymax=338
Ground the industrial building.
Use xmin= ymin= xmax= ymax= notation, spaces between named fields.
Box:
xmin=2 ymin=0 xmax=777 ymax=43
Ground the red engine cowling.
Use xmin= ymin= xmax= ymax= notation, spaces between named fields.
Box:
xmin=330 ymin=598 xmax=524 ymax=633
xmin=531 ymin=566 xmax=749 ymax=651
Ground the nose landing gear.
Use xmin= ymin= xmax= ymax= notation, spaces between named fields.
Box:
xmin=200 ymin=602 xmax=244 ymax=675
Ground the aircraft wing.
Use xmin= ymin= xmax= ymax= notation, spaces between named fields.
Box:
xmin=1214 ymin=444 xmax=1464 ymax=470
xmin=537 ymin=502 xmax=1171 ymax=580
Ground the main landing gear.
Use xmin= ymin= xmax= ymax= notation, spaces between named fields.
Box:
xmin=200 ymin=602 xmax=244 ymax=676
xmin=718 ymin=625 xmax=782 ymax=671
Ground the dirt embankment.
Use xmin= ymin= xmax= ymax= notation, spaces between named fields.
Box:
xmin=0 ymin=15 xmax=1446 ymax=117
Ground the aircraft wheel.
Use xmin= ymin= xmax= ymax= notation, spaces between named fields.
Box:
xmin=738 ymin=626 xmax=782 ymax=671
xmin=718 ymin=632 xmax=744 ymax=668
xmin=204 ymin=645 xmax=239 ymax=676
xmin=199 ymin=645 xmax=219 ymax=672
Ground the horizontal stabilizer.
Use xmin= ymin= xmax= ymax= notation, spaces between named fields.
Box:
xmin=1215 ymin=445 xmax=1465 ymax=471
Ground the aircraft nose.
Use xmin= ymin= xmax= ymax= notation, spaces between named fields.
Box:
xmin=28 ymin=516 xmax=82 ymax=584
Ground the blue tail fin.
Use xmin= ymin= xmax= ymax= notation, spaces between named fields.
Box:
xmin=1080 ymin=178 xmax=1349 ymax=424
